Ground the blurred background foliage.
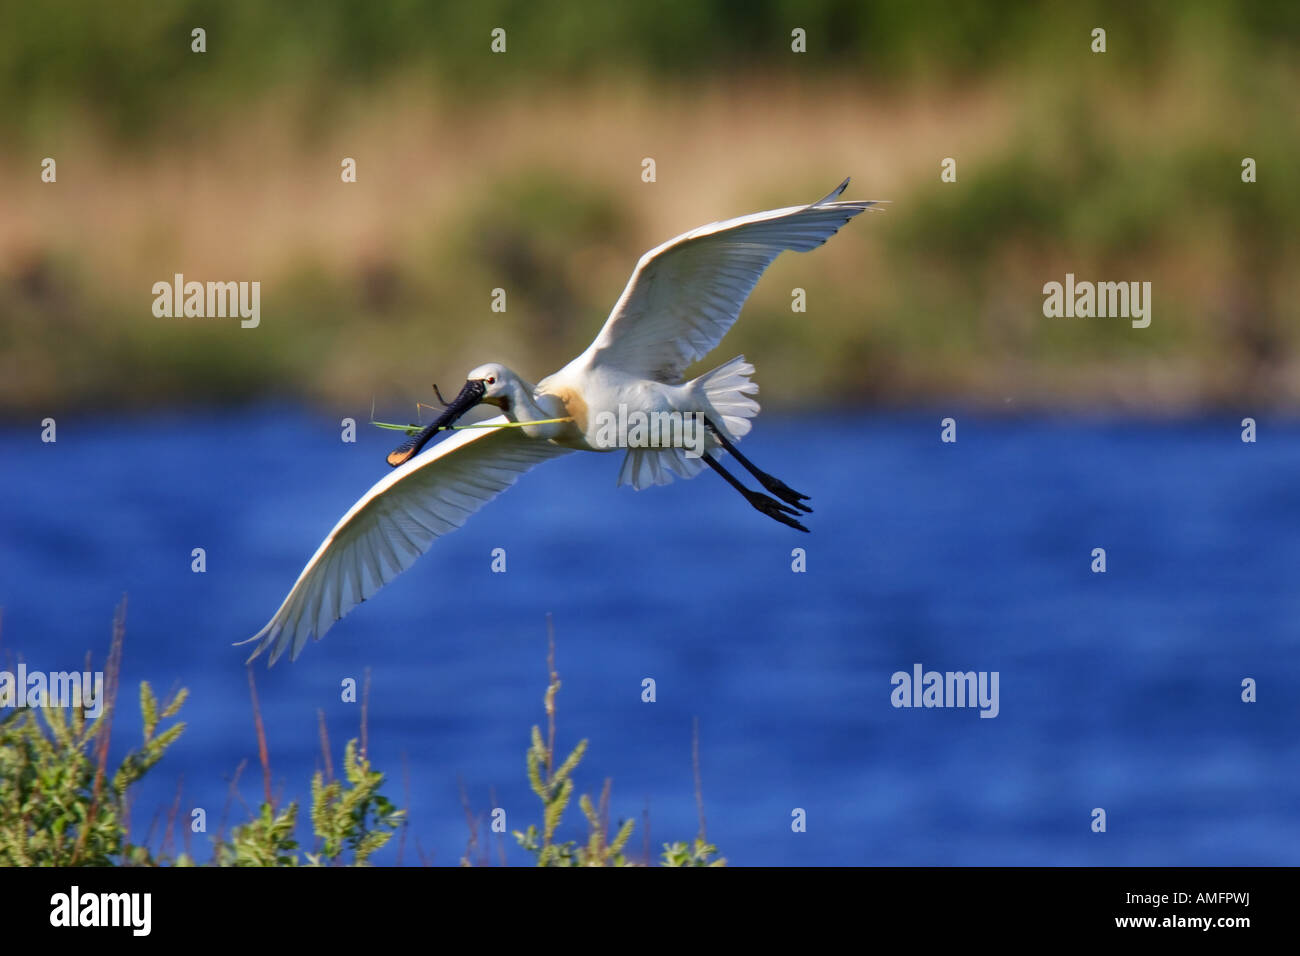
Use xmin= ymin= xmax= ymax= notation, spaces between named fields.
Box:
xmin=0 ymin=0 xmax=1296 ymax=417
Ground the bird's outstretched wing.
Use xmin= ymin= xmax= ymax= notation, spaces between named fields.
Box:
xmin=240 ymin=418 xmax=572 ymax=665
xmin=581 ymin=178 xmax=881 ymax=382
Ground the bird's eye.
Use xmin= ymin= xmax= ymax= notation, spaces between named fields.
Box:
xmin=486 ymin=376 xmax=496 ymax=385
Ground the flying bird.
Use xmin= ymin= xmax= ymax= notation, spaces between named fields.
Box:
xmin=242 ymin=178 xmax=881 ymax=664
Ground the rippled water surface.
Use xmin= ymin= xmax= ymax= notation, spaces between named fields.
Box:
xmin=2 ymin=409 xmax=1297 ymax=864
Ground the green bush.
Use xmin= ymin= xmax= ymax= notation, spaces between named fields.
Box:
xmin=508 ymin=634 xmax=725 ymax=867
xmin=213 ymin=739 xmax=405 ymax=867
xmin=1 ymin=617 xmax=721 ymax=867
xmin=0 ymin=681 xmax=186 ymax=866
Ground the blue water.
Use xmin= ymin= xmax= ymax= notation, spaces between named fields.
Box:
xmin=2 ymin=408 xmax=1298 ymax=865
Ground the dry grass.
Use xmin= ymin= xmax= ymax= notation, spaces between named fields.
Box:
xmin=0 ymin=75 xmax=1011 ymax=291
xmin=1 ymin=64 xmax=1296 ymax=415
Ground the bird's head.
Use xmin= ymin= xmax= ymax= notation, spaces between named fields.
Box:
xmin=466 ymin=363 xmax=514 ymax=408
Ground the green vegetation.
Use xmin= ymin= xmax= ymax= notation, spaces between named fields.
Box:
xmin=0 ymin=667 xmax=401 ymax=866
xmin=0 ymin=681 xmax=185 ymax=866
xmin=507 ymin=634 xmax=724 ymax=866
xmin=5 ymin=1 xmax=1296 ymax=143
xmin=0 ymin=610 xmax=721 ymax=866
xmin=213 ymin=739 xmax=405 ymax=866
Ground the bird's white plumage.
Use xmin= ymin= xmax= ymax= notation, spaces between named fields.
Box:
xmin=245 ymin=178 xmax=880 ymax=664
xmin=240 ymin=417 xmax=571 ymax=664
xmin=582 ymin=178 xmax=879 ymax=382
xmin=614 ymin=354 xmax=759 ymax=489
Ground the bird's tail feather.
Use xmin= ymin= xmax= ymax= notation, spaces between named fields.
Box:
xmin=615 ymin=355 xmax=760 ymax=490
xmin=694 ymin=354 xmax=760 ymax=441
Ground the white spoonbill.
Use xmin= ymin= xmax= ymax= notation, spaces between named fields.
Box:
xmin=242 ymin=178 xmax=881 ymax=664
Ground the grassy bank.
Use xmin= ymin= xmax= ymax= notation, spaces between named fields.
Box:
xmin=1 ymin=4 xmax=1296 ymax=418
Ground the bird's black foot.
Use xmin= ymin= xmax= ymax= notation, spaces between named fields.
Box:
xmin=755 ymin=472 xmax=813 ymax=513
xmin=745 ymin=490 xmax=810 ymax=532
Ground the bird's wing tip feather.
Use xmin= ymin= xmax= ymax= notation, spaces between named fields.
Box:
xmin=236 ymin=620 xmax=284 ymax=667
xmin=834 ymin=199 xmax=889 ymax=217
xmin=241 ymin=639 xmax=270 ymax=667
xmin=813 ymin=177 xmax=851 ymax=206
xmin=813 ymin=178 xmax=890 ymax=213
xmin=233 ymin=629 xmax=262 ymax=647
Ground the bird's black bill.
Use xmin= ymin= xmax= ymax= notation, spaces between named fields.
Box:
xmin=386 ymin=379 xmax=486 ymax=467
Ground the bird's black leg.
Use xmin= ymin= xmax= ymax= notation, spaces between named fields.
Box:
xmin=704 ymin=419 xmax=812 ymax=513
xmin=702 ymin=453 xmax=809 ymax=533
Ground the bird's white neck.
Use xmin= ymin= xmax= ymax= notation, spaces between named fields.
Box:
xmin=501 ymin=376 xmax=569 ymax=439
